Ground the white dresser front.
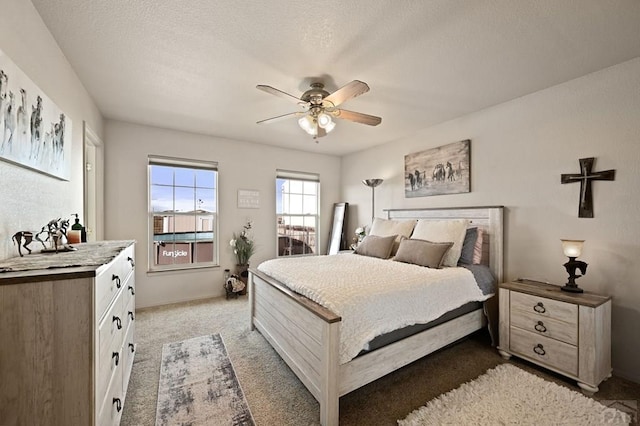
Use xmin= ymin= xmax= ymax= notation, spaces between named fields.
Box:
xmin=0 ymin=240 xmax=136 ymax=426
xmin=95 ymin=243 xmax=136 ymax=426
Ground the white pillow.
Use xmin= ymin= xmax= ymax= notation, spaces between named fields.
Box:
xmin=369 ymin=218 xmax=417 ymax=255
xmin=410 ymin=219 xmax=470 ymax=267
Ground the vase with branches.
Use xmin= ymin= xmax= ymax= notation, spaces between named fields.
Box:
xmin=230 ymin=220 xmax=255 ymax=293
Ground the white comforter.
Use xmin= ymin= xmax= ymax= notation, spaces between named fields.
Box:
xmin=257 ymin=254 xmax=492 ymax=364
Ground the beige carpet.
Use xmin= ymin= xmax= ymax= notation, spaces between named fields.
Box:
xmin=399 ymin=364 xmax=630 ymax=425
xmin=121 ymin=296 xmax=640 ymax=426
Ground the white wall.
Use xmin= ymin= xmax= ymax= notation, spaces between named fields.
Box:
xmin=0 ymin=0 xmax=103 ymax=260
xmin=104 ymin=120 xmax=341 ymax=308
xmin=342 ymin=58 xmax=640 ymax=382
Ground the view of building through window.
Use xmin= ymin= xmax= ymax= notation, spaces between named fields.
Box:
xmin=149 ymin=157 xmax=218 ymax=270
xmin=276 ymin=172 xmax=319 ymax=256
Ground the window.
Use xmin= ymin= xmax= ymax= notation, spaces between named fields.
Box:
xmin=276 ymin=170 xmax=319 ymax=256
xmin=148 ymin=156 xmax=218 ymax=271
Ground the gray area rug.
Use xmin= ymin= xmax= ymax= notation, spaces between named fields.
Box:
xmin=155 ymin=334 xmax=254 ymax=426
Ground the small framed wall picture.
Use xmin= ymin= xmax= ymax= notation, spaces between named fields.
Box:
xmin=237 ymin=189 xmax=260 ymax=209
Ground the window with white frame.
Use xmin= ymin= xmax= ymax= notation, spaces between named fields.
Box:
xmin=276 ymin=170 xmax=320 ymax=256
xmin=148 ymin=156 xmax=218 ymax=271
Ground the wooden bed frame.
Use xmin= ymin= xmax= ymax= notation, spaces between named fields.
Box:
xmin=249 ymin=206 xmax=504 ymax=425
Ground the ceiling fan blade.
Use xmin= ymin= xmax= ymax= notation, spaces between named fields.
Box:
xmin=333 ymin=109 xmax=382 ymax=126
xmin=256 ymin=85 xmax=302 ymax=104
xmin=256 ymin=111 xmax=304 ymax=124
xmin=323 ymin=80 xmax=370 ymax=107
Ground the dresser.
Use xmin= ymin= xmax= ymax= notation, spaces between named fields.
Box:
xmin=498 ymin=279 xmax=611 ymax=394
xmin=0 ymin=240 xmax=136 ymax=425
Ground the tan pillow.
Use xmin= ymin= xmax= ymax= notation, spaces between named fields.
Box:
xmin=394 ymin=238 xmax=453 ymax=268
xmin=369 ymin=218 xmax=417 ymax=255
xmin=354 ymin=234 xmax=396 ymax=259
xmin=410 ymin=219 xmax=469 ymax=267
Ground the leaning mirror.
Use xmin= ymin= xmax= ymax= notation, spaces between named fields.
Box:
xmin=327 ymin=202 xmax=348 ymax=255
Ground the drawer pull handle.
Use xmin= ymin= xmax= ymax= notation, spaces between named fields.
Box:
xmin=534 ymin=321 xmax=547 ymax=333
xmin=129 ymin=343 xmax=135 ymax=353
xmin=533 ymin=344 xmax=546 ymax=356
xmin=533 ymin=302 xmax=546 ymax=313
xmin=128 ymin=311 xmax=135 ymax=321
xmin=113 ymin=316 xmax=122 ymax=330
xmin=128 ymin=285 xmax=135 ymax=295
xmin=112 ymin=352 xmax=119 ymax=366
xmin=112 ymin=274 xmax=121 ymax=289
xmin=128 ymin=256 xmax=135 ymax=268
xmin=113 ymin=398 xmax=122 ymax=412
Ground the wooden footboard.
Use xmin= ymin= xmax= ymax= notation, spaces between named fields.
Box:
xmin=249 ymin=269 xmax=341 ymax=425
xmin=250 ymin=269 xmax=488 ymax=426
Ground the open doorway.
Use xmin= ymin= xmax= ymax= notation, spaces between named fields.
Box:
xmin=83 ymin=122 xmax=104 ymax=241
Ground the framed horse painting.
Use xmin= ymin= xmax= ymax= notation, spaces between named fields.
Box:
xmin=404 ymin=139 xmax=470 ymax=198
xmin=0 ymin=49 xmax=72 ymax=181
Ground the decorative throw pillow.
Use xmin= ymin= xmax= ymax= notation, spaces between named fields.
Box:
xmin=410 ymin=219 xmax=469 ymax=267
xmin=369 ymin=218 xmax=417 ymax=255
xmin=354 ymin=234 xmax=397 ymax=259
xmin=394 ymin=238 xmax=453 ymax=269
xmin=458 ymin=227 xmax=478 ymax=265
xmin=473 ymin=227 xmax=484 ymax=264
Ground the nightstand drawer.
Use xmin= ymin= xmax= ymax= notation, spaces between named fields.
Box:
xmin=511 ymin=291 xmax=577 ymax=323
xmin=511 ymin=309 xmax=578 ymax=345
xmin=510 ymin=327 xmax=578 ymax=376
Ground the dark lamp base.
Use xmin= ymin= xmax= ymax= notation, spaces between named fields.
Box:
xmin=561 ymin=284 xmax=584 ymax=293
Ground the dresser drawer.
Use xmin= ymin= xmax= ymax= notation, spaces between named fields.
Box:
xmin=122 ymin=273 xmax=136 ymax=310
xmin=98 ymin=364 xmax=124 ymax=426
xmin=98 ymin=290 xmax=125 ymax=368
xmin=511 ymin=291 xmax=577 ymax=323
xmin=98 ymin=345 xmax=122 ymax=402
xmin=123 ymin=292 xmax=135 ymax=337
xmin=511 ymin=309 xmax=578 ymax=345
xmin=95 ymin=246 xmax=135 ymax=318
xmin=122 ymin=322 xmax=136 ymax=394
xmin=510 ymin=326 xmax=578 ymax=376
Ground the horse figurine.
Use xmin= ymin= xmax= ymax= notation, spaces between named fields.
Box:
xmin=12 ymin=218 xmax=76 ymax=257
xmin=49 ymin=218 xmax=72 ymax=253
xmin=11 ymin=227 xmax=47 ymax=257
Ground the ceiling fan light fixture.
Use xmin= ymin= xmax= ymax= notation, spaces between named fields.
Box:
xmin=298 ymin=115 xmax=317 ymax=135
xmin=323 ymin=119 xmax=336 ymax=133
xmin=317 ymin=112 xmax=332 ymax=128
xmin=298 ymin=115 xmax=314 ymax=131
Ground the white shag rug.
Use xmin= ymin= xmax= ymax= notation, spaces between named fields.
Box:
xmin=399 ymin=364 xmax=630 ymax=425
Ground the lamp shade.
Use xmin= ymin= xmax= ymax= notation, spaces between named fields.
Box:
xmin=317 ymin=112 xmax=332 ymax=128
xmin=362 ymin=179 xmax=383 ymax=188
xmin=298 ymin=115 xmax=317 ymax=135
xmin=561 ymin=239 xmax=584 ymax=258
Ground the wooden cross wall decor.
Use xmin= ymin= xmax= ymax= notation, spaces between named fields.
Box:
xmin=561 ymin=157 xmax=615 ymax=218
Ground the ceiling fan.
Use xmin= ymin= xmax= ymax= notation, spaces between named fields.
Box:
xmin=256 ymin=80 xmax=382 ymax=139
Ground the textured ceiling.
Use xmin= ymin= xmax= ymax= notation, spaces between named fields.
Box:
xmin=31 ymin=0 xmax=640 ymax=156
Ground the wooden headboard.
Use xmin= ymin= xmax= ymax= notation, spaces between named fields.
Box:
xmin=385 ymin=206 xmax=504 ymax=283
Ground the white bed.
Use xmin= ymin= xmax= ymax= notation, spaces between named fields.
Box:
xmin=249 ymin=206 xmax=504 ymax=426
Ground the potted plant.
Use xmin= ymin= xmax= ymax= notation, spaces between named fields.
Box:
xmin=229 ymin=220 xmax=255 ymax=294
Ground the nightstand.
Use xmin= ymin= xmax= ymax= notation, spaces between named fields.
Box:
xmin=498 ymin=279 xmax=611 ymax=395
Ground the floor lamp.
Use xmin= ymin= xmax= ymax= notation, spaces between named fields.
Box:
xmin=362 ymin=179 xmax=383 ymax=223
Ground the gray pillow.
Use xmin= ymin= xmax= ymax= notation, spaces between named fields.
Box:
xmin=458 ymin=227 xmax=478 ymax=265
xmin=354 ymin=234 xmax=397 ymax=259
xmin=394 ymin=238 xmax=453 ymax=268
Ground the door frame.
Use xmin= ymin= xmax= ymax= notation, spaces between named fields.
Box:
xmin=83 ymin=122 xmax=104 ymax=241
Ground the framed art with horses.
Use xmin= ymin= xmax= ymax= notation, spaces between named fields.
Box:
xmin=404 ymin=139 xmax=470 ymax=198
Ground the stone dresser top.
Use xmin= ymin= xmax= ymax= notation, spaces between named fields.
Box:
xmin=0 ymin=240 xmax=134 ymax=285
